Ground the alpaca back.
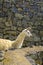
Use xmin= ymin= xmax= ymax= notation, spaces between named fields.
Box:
xmin=0 ymin=39 xmax=12 ymax=50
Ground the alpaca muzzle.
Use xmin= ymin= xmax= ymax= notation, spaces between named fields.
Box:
xmin=29 ymin=33 xmax=32 ymax=37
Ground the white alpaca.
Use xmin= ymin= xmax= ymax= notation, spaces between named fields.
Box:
xmin=0 ymin=27 xmax=32 ymax=51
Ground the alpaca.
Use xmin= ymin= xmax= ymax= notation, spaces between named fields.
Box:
xmin=0 ymin=27 xmax=32 ymax=51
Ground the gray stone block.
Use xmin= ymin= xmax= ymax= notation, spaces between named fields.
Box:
xmin=0 ymin=33 xmax=3 ymax=38
xmin=5 ymin=21 xmax=12 ymax=27
xmin=11 ymin=26 xmax=17 ymax=31
xmin=15 ymin=13 xmax=23 ymax=19
xmin=40 ymin=31 xmax=43 ymax=36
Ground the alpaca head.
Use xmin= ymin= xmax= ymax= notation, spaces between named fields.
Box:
xmin=23 ymin=27 xmax=32 ymax=37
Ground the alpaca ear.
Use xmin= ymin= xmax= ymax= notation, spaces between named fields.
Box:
xmin=26 ymin=27 xmax=32 ymax=31
xmin=23 ymin=27 xmax=32 ymax=32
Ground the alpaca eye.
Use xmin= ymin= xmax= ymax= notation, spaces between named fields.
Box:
xmin=26 ymin=30 xmax=30 ymax=34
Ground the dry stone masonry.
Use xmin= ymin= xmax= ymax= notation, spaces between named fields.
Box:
xmin=0 ymin=0 xmax=43 ymax=47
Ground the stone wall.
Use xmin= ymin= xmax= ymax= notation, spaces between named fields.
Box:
xmin=0 ymin=0 xmax=43 ymax=47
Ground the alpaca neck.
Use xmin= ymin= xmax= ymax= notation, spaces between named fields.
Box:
xmin=12 ymin=31 xmax=26 ymax=48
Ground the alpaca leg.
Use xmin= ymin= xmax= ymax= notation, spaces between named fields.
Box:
xmin=0 ymin=51 xmax=5 ymax=60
